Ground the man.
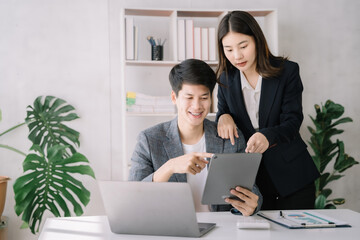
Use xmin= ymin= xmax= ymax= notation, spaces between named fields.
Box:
xmin=129 ymin=59 xmax=262 ymax=216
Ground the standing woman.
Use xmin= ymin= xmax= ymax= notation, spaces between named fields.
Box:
xmin=215 ymin=11 xmax=319 ymax=210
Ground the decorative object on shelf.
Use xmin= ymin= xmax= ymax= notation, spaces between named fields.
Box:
xmin=147 ymin=36 xmax=165 ymax=61
xmin=0 ymin=96 xmax=95 ymax=234
xmin=307 ymin=100 xmax=358 ymax=209
xmin=126 ymin=91 xmax=175 ymax=114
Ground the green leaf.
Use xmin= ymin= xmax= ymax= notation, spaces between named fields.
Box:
xmin=25 ymin=96 xmax=80 ymax=154
xmin=324 ymin=204 xmax=336 ymax=209
xmin=337 ymin=155 xmax=359 ymax=173
xmin=331 ymin=198 xmax=345 ymax=205
xmin=324 ymin=100 xmax=344 ymax=119
xmin=329 ymin=117 xmax=353 ymax=128
xmin=320 ymin=188 xmax=332 ymax=198
xmin=315 ymin=195 xmax=326 ymax=209
xmin=327 ymin=174 xmax=344 ymax=184
xmin=318 ymin=172 xmax=330 ymax=190
xmin=13 ymin=145 xmax=95 ymax=234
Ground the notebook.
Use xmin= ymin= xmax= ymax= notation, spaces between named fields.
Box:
xmin=98 ymin=181 xmax=216 ymax=237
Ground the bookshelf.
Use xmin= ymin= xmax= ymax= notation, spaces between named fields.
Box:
xmin=120 ymin=8 xmax=278 ymax=179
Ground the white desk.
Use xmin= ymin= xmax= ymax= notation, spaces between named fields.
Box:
xmin=39 ymin=209 xmax=359 ymax=240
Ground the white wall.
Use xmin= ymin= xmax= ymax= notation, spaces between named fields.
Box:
xmin=0 ymin=0 xmax=359 ymax=239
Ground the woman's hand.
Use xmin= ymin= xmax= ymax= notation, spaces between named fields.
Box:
xmin=217 ymin=114 xmax=239 ymax=145
xmin=225 ymin=186 xmax=259 ymax=216
xmin=245 ymin=132 xmax=269 ymax=153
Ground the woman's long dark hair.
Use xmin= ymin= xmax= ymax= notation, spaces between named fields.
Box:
xmin=216 ymin=11 xmax=287 ymax=79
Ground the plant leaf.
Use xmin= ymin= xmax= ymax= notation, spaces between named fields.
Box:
xmin=13 ymin=145 xmax=95 ymax=234
xmin=320 ymin=188 xmax=332 ymax=198
xmin=25 ymin=96 xmax=80 ymax=155
xmin=324 ymin=204 xmax=336 ymax=209
xmin=318 ymin=172 xmax=330 ymax=190
xmin=315 ymin=194 xmax=326 ymax=209
xmin=331 ymin=198 xmax=345 ymax=205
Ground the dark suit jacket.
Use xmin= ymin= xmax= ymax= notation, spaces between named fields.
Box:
xmin=216 ymin=60 xmax=320 ymax=197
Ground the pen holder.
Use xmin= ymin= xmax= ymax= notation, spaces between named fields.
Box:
xmin=151 ymin=45 xmax=163 ymax=61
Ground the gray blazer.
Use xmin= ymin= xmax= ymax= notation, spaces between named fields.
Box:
xmin=129 ymin=117 xmax=263 ymax=213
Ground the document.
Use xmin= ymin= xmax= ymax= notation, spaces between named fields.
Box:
xmin=258 ymin=210 xmax=351 ymax=229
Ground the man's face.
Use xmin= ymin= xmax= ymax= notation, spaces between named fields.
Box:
xmin=172 ymin=83 xmax=211 ymax=128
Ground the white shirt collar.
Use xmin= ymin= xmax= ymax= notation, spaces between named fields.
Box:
xmin=240 ymin=71 xmax=262 ymax=92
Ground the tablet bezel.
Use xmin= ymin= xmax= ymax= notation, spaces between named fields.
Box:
xmin=201 ymin=153 xmax=262 ymax=205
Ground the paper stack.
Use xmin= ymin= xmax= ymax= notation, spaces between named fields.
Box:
xmin=126 ymin=92 xmax=176 ymax=113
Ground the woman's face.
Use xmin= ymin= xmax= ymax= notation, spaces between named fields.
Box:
xmin=222 ymin=31 xmax=257 ymax=74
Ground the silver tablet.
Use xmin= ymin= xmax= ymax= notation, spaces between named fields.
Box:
xmin=201 ymin=153 xmax=262 ymax=205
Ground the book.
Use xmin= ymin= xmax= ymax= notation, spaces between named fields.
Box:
xmin=177 ymin=19 xmax=186 ymax=61
xmin=201 ymin=28 xmax=209 ymax=61
xmin=185 ymin=19 xmax=194 ymax=59
xmin=194 ymin=27 xmax=202 ymax=60
xmin=208 ymin=27 xmax=216 ymax=61
xmin=134 ymin=26 xmax=138 ymax=60
xmin=212 ymin=83 xmax=218 ymax=113
xmin=125 ymin=17 xmax=134 ymax=60
xmin=258 ymin=210 xmax=351 ymax=229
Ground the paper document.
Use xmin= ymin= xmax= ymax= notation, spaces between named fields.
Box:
xmin=258 ymin=210 xmax=351 ymax=229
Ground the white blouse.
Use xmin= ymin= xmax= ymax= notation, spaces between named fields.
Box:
xmin=240 ymin=71 xmax=262 ymax=130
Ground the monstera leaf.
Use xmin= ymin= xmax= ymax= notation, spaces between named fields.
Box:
xmin=14 ymin=144 xmax=95 ymax=234
xmin=25 ymin=96 xmax=80 ymax=155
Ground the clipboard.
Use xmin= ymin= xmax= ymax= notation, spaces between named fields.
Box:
xmin=258 ymin=210 xmax=352 ymax=229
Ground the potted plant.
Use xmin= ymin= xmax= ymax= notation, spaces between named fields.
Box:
xmin=308 ymin=100 xmax=358 ymax=209
xmin=0 ymin=176 xmax=10 ymax=220
xmin=0 ymin=96 xmax=95 ymax=234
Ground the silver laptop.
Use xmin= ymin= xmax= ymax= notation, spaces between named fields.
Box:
xmin=98 ymin=181 xmax=216 ymax=237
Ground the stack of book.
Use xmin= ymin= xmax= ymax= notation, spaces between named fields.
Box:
xmin=126 ymin=92 xmax=176 ymax=113
xmin=177 ymin=19 xmax=216 ymax=61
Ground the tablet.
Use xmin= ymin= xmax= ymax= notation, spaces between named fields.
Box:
xmin=201 ymin=153 xmax=262 ymax=205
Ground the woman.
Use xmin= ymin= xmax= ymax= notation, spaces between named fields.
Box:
xmin=215 ymin=11 xmax=319 ymax=210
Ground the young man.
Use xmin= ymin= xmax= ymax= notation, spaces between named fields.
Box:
xmin=129 ymin=59 xmax=262 ymax=216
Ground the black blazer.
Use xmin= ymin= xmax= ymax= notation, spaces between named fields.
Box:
xmin=216 ymin=60 xmax=319 ymax=197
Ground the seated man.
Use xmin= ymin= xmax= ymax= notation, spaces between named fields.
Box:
xmin=129 ymin=59 xmax=262 ymax=216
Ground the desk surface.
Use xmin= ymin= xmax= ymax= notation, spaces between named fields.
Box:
xmin=39 ymin=209 xmax=359 ymax=240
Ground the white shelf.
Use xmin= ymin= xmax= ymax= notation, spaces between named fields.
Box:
xmin=119 ymin=8 xmax=278 ymax=180
xmin=126 ymin=112 xmax=217 ymax=117
xmin=126 ymin=60 xmax=219 ymax=66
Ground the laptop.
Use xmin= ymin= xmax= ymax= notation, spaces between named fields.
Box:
xmin=98 ymin=181 xmax=216 ymax=237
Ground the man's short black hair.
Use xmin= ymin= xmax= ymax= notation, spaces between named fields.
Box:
xmin=169 ymin=59 xmax=217 ymax=96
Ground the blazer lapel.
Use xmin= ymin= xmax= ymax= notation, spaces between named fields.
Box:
xmin=231 ymin=70 xmax=255 ymax=132
xmin=203 ymin=119 xmax=224 ymax=155
xmin=259 ymin=76 xmax=280 ymax=128
xmin=163 ymin=117 xmax=186 ymax=182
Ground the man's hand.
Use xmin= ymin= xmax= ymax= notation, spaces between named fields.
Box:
xmin=225 ymin=186 xmax=259 ymax=216
xmin=245 ymin=132 xmax=269 ymax=153
xmin=153 ymin=152 xmax=212 ymax=182
xmin=217 ymin=114 xmax=239 ymax=145
xmin=168 ymin=152 xmax=212 ymax=175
